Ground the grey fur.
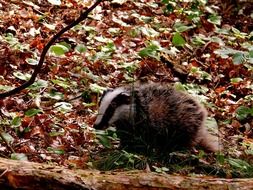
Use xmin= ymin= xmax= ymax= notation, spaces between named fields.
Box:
xmin=94 ymin=83 xmax=220 ymax=153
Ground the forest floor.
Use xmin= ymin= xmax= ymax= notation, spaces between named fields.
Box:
xmin=0 ymin=0 xmax=252 ymax=178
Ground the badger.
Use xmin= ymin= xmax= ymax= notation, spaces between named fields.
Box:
xmin=94 ymin=83 xmax=219 ymax=154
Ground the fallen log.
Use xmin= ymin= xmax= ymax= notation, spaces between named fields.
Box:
xmin=0 ymin=158 xmax=252 ymax=190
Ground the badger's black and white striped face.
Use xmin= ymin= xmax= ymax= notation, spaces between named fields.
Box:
xmin=94 ymin=87 xmax=132 ymax=129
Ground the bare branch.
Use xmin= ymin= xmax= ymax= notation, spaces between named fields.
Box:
xmin=0 ymin=0 xmax=104 ymax=100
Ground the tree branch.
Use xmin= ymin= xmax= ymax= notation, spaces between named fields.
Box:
xmin=0 ymin=0 xmax=104 ymax=100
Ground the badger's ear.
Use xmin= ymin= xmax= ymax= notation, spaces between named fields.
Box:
xmin=119 ymin=91 xmax=130 ymax=97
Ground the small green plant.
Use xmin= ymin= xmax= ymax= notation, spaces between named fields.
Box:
xmin=153 ymin=166 xmax=169 ymax=174
xmin=228 ymin=158 xmax=253 ymax=178
xmin=93 ymin=150 xmax=147 ymax=171
xmin=95 ymin=127 xmax=118 ymax=149
xmin=138 ymin=42 xmax=160 ymax=59
xmin=235 ymin=106 xmax=253 ymax=120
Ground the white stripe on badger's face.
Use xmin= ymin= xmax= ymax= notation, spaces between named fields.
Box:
xmin=94 ymin=87 xmax=126 ymax=127
xmin=109 ymin=104 xmax=132 ymax=125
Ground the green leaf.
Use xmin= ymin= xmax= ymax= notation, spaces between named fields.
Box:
xmin=138 ymin=44 xmax=159 ymax=58
xmin=191 ymin=35 xmax=207 ymax=45
xmin=216 ymin=153 xmax=225 ymax=165
xmin=89 ymin=83 xmax=106 ymax=94
xmin=46 ymin=90 xmax=64 ymax=100
xmin=101 ymin=42 xmax=116 ymax=53
xmin=207 ymin=15 xmax=221 ymax=25
xmin=0 ymin=85 xmax=13 ymax=91
xmin=235 ymin=106 xmax=250 ymax=120
xmin=214 ymin=48 xmax=231 ymax=59
xmin=13 ymin=72 xmax=31 ymax=81
xmin=25 ymin=108 xmax=43 ymax=117
xmin=172 ymin=32 xmax=186 ymax=47
xmin=25 ymin=58 xmax=39 ymax=65
xmin=230 ymin=77 xmax=243 ymax=83
xmin=190 ymin=66 xmax=212 ymax=81
xmin=166 ymin=4 xmax=174 ymax=13
xmin=201 ymin=71 xmax=212 ymax=81
xmin=248 ymin=50 xmax=253 ymax=58
xmin=228 ymin=158 xmax=251 ymax=170
xmin=232 ymin=52 xmax=245 ymax=65
xmin=11 ymin=153 xmax=28 ymax=161
xmin=75 ymin=44 xmax=87 ymax=53
xmin=96 ymin=134 xmax=112 ymax=148
xmin=50 ymin=44 xmax=69 ymax=56
xmin=54 ymin=102 xmax=73 ymax=113
xmin=11 ymin=117 xmax=22 ymax=127
xmin=47 ymin=147 xmax=65 ymax=154
xmin=174 ymin=22 xmax=194 ymax=33
xmin=173 ymin=82 xmax=186 ymax=91
xmin=152 ymin=166 xmax=169 ymax=173
xmin=49 ymin=131 xmax=64 ymax=137
xmin=140 ymin=27 xmax=159 ymax=38
xmin=28 ymin=79 xmax=48 ymax=90
xmin=51 ymin=79 xmax=70 ymax=89
xmin=0 ymin=132 xmax=14 ymax=144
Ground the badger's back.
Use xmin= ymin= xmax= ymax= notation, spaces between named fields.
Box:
xmin=135 ymin=84 xmax=207 ymax=151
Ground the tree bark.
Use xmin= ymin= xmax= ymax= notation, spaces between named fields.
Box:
xmin=0 ymin=158 xmax=252 ymax=190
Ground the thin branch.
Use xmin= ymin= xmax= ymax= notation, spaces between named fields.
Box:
xmin=0 ymin=0 xmax=104 ymax=100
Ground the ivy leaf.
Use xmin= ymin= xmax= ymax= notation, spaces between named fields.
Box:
xmin=50 ymin=44 xmax=69 ymax=56
xmin=11 ymin=117 xmax=22 ymax=127
xmin=172 ymin=32 xmax=186 ymax=47
xmin=235 ymin=106 xmax=250 ymax=120
xmin=207 ymin=15 xmax=221 ymax=25
xmin=90 ymin=83 xmax=106 ymax=94
xmin=96 ymin=134 xmax=112 ymax=148
xmin=11 ymin=153 xmax=28 ymax=161
xmin=230 ymin=77 xmax=243 ymax=83
xmin=101 ymin=42 xmax=116 ymax=53
xmin=138 ymin=44 xmax=159 ymax=59
xmin=0 ymin=85 xmax=13 ymax=91
xmin=25 ymin=108 xmax=43 ymax=117
xmin=174 ymin=22 xmax=194 ymax=33
xmin=46 ymin=90 xmax=64 ymax=100
xmin=232 ymin=52 xmax=245 ymax=65
xmin=1 ymin=132 xmax=14 ymax=144
xmin=165 ymin=4 xmax=174 ymax=13
xmin=25 ymin=58 xmax=39 ymax=65
xmin=13 ymin=72 xmax=31 ymax=81
xmin=28 ymin=79 xmax=48 ymax=90
xmin=47 ymin=147 xmax=65 ymax=154
xmin=248 ymin=50 xmax=253 ymax=58
xmin=51 ymin=79 xmax=70 ymax=89
xmin=75 ymin=44 xmax=87 ymax=53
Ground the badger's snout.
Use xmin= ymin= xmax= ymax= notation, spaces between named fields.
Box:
xmin=93 ymin=122 xmax=104 ymax=129
xmin=93 ymin=115 xmax=108 ymax=129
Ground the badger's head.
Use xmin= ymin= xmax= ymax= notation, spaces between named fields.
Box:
xmin=93 ymin=87 xmax=133 ymax=129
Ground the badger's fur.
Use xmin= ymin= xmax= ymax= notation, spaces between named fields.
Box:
xmin=94 ymin=83 xmax=219 ymax=154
